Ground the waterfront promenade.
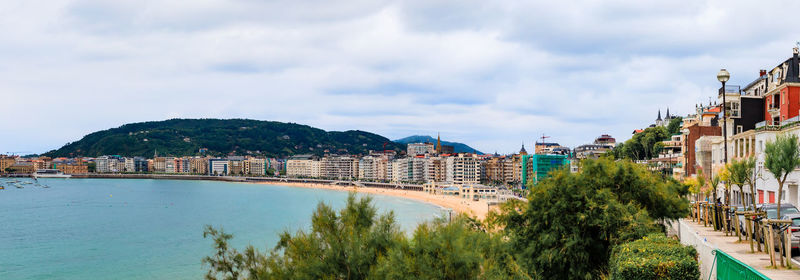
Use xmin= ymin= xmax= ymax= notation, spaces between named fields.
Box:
xmin=678 ymin=219 xmax=800 ymax=279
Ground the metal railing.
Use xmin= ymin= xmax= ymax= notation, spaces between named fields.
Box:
xmin=714 ymin=249 xmax=770 ymax=280
xmin=719 ymin=85 xmax=742 ymax=95
xmin=781 ymin=116 xmax=800 ymax=126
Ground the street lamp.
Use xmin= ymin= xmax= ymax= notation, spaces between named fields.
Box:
xmin=718 ymin=69 xmax=730 ymax=165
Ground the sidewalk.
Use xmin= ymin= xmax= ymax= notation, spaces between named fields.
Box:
xmin=681 ymin=219 xmax=800 ymax=279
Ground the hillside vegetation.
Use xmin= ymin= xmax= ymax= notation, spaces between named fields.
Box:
xmin=43 ymin=119 xmax=405 ymax=158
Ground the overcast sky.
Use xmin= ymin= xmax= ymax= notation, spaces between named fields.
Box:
xmin=2 ymin=0 xmax=799 ymax=155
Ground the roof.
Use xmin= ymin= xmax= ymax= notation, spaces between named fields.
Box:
xmin=536 ymin=142 xmax=561 ymax=147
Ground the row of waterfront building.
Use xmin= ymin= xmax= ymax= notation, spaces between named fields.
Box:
xmin=1 ymin=139 xmax=580 ymax=187
xmin=643 ymin=47 xmax=800 ymax=208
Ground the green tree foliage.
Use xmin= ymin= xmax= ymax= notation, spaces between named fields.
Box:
xmin=764 ymin=133 xmax=800 ymax=218
xmin=498 ymin=158 xmax=689 ymax=279
xmin=576 ymin=159 xmax=690 ymax=221
xmin=372 ymin=218 xmax=529 ymax=279
xmin=203 ymin=193 xmax=528 ymax=279
xmin=727 ymin=157 xmax=756 ymax=210
xmin=609 ymin=234 xmax=699 ymax=280
xmin=666 ymin=117 xmax=683 ymax=135
xmin=42 ymin=119 xmax=406 ymax=158
xmin=612 ymin=126 xmax=669 ymax=160
xmin=203 ymin=193 xmax=402 ymax=279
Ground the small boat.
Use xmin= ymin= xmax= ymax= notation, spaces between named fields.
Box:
xmin=15 ymin=184 xmax=23 ymax=189
xmin=0 ymin=186 xmax=4 ymax=190
xmin=33 ymin=169 xmax=71 ymax=178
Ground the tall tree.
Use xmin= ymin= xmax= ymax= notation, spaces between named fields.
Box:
xmin=718 ymin=164 xmax=732 ymax=205
xmin=741 ymin=157 xmax=757 ymax=211
xmin=372 ymin=217 xmax=529 ymax=279
xmin=764 ymin=133 xmax=800 ymax=218
xmin=727 ymin=158 xmax=757 ymax=211
xmin=498 ymin=158 xmax=687 ymax=279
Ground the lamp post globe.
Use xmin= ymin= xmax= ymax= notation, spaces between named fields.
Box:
xmin=717 ymin=69 xmax=730 ymax=83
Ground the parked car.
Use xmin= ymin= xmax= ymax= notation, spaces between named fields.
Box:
xmin=774 ymin=213 xmax=800 ymax=255
xmin=762 ymin=203 xmax=799 ymax=220
xmin=758 ymin=204 xmax=799 ymax=249
xmin=728 ymin=203 xmax=754 ymax=235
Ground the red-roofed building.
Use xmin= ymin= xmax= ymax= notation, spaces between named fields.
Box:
xmin=764 ymin=47 xmax=800 ymax=125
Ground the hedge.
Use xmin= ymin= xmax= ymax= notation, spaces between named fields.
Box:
xmin=610 ymin=233 xmax=699 ymax=280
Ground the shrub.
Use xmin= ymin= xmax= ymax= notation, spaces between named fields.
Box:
xmin=610 ymin=234 xmax=699 ymax=280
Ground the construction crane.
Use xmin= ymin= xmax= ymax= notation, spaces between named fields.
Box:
xmin=537 ymin=134 xmax=550 ymax=144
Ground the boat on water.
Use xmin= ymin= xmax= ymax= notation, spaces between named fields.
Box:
xmin=33 ymin=169 xmax=72 ymax=178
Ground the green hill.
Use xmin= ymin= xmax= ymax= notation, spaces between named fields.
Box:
xmin=43 ymin=119 xmax=405 ymax=158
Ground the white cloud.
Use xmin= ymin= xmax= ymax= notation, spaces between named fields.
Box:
xmin=1 ymin=0 xmax=799 ymax=155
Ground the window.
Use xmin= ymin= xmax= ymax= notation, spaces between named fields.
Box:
xmin=736 ymin=125 xmax=743 ymax=134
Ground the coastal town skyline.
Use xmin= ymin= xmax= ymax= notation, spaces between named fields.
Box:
xmin=7 ymin=1 xmax=800 ymax=279
xmin=3 ymin=1 xmax=800 ymax=154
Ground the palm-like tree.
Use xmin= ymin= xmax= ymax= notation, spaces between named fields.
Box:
xmin=764 ymin=133 xmax=800 ymax=218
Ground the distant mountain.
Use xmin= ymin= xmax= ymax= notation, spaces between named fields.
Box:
xmin=43 ymin=119 xmax=405 ymax=158
xmin=393 ymin=135 xmax=482 ymax=154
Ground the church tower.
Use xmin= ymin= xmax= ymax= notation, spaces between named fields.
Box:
xmin=655 ymin=109 xmax=663 ymax=126
xmin=436 ymin=133 xmax=442 ymax=154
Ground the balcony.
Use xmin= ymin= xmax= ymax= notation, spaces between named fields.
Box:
xmin=718 ymin=85 xmax=741 ymax=96
xmin=782 ymin=116 xmax=800 ymax=126
xmin=756 ymin=120 xmax=781 ymax=131
xmin=767 ymin=104 xmax=780 ymax=116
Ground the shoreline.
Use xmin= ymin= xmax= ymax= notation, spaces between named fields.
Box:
xmin=251 ymin=181 xmax=491 ymax=220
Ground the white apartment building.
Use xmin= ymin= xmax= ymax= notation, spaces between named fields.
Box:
xmin=388 ymin=157 xmax=427 ymax=183
xmin=424 ymin=157 xmax=446 ymax=183
xmin=321 ymin=156 xmax=358 ymax=179
xmin=752 ymin=128 xmax=799 ymax=207
xmin=286 ymin=155 xmax=320 ymax=178
xmin=358 ymin=156 xmax=388 ymax=181
xmin=407 ymin=143 xmax=435 ymax=156
xmin=246 ymin=158 xmax=267 ymax=176
xmin=209 ymin=159 xmax=229 ymax=176
xmin=704 ymin=121 xmax=800 ymax=208
xmin=95 ymin=156 xmax=110 ymax=173
xmin=446 ymin=154 xmax=481 ymax=185
xmin=95 ymin=156 xmax=124 ymax=173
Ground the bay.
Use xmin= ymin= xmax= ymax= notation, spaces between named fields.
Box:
xmin=0 ymin=178 xmax=444 ymax=279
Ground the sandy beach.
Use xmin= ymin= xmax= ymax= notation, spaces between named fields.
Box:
xmin=253 ymin=181 xmax=492 ymax=220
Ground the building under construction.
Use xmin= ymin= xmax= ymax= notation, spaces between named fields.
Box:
xmin=520 ymin=154 xmax=569 ymax=188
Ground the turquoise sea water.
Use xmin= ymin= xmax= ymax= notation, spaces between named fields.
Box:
xmin=0 ymin=178 xmax=445 ymax=279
